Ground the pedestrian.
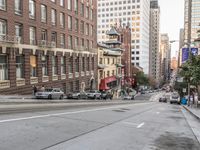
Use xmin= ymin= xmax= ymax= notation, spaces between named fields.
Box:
xmin=41 ymin=85 xmax=45 ymax=92
xmin=189 ymin=95 xmax=194 ymax=107
xmin=33 ymin=85 xmax=37 ymax=95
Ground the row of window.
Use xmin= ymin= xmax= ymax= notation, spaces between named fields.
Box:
xmin=98 ymin=5 xmax=140 ymax=12
xmin=0 ymin=19 xmax=94 ymax=49
xmin=0 ymin=54 xmax=95 ymax=81
xmin=0 ymin=0 xmax=94 ymax=19
xmin=98 ymin=0 xmax=140 ymax=6
xmin=99 ymin=69 xmax=121 ymax=79
xmin=99 ymin=57 xmax=121 ymax=65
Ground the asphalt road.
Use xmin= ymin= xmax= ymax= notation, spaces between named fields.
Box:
xmin=0 ymin=93 xmax=199 ymax=150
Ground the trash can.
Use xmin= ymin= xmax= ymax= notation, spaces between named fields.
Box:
xmin=181 ymin=97 xmax=187 ymax=105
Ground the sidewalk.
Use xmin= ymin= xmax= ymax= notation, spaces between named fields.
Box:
xmin=183 ymin=105 xmax=200 ymax=121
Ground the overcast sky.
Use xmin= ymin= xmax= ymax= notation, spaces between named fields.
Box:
xmin=159 ymin=0 xmax=184 ymax=58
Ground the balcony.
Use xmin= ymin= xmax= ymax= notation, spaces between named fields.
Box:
xmin=75 ymin=72 xmax=79 ymax=78
xmin=81 ymin=71 xmax=85 ymax=77
xmin=52 ymin=75 xmax=58 ymax=81
xmin=61 ymin=74 xmax=66 ymax=80
xmin=30 ymin=77 xmax=38 ymax=84
xmin=0 ymin=35 xmax=21 ymax=44
xmin=38 ymin=40 xmax=56 ymax=48
xmin=0 ymin=80 xmax=10 ymax=89
xmin=86 ymin=71 xmax=90 ymax=76
xmin=42 ymin=76 xmax=49 ymax=82
xmin=16 ymin=78 xmax=25 ymax=86
xmin=68 ymin=73 xmax=73 ymax=79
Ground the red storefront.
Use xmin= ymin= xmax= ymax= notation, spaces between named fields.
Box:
xmin=99 ymin=76 xmax=117 ymax=91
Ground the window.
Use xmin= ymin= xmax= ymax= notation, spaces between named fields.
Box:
xmin=67 ymin=0 xmax=72 ymax=10
xmin=52 ymin=56 xmax=57 ymax=75
xmin=68 ymin=35 xmax=72 ymax=49
xmin=86 ymin=7 xmax=89 ymax=18
xmin=74 ymin=0 xmax=78 ymax=14
xmin=90 ymin=25 xmax=93 ymax=37
xmin=30 ymin=55 xmax=37 ymax=77
xmin=0 ymin=55 xmax=8 ymax=80
xmin=80 ymin=3 xmax=84 ymax=16
xmin=60 ymin=12 xmax=65 ymax=28
xmin=41 ymin=5 xmax=47 ymax=23
xmin=68 ymin=16 xmax=72 ymax=30
xmin=85 ymin=23 xmax=89 ymax=35
xmin=74 ymin=37 xmax=78 ymax=48
xmin=61 ymin=56 xmax=66 ymax=74
xmin=29 ymin=27 xmax=36 ymax=45
xmin=16 ymin=55 xmax=24 ymax=79
xmin=75 ymin=80 xmax=79 ymax=91
xmin=92 ymin=57 xmax=94 ymax=70
xmin=86 ymin=40 xmax=89 ymax=49
xmin=60 ymin=34 xmax=65 ymax=48
xmin=68 ymin=56 xmax=73 ymax=73
xmin=75 ymin=18 xmax=78 ymax=32
xmin=41 ymin=29 xmax=47 ymax=41
xmin=51 ymin=9 xmax=56 ymax=25
xmin=41 ymin=56 xmax=48 ymax=76
xmin=29 ymin=0 xmax=35 ymax=19
xmin=87 ymin=57 xmax=89 ymax=71
xmin=81 ymin=38 xmax=84 ymax=47
xmin=82 ymin=57 xmax=85 ymax=71
xmin=0 ymin=0 xmax=6 ymax=10
xmin=15 ymin=23 xmax=22 ymax=42
xmin=80 ymin=21 xmax=84 ymax=34
xmin=60 ymin=0 xmax=64 ymax=6
xmin=90 ymin=9 xmax=93 ymax=20
xmin=51 ymin=32 xmax=57 ymax=45
xmin=0 ymin=19 xmax=6 ymax=37
xmin=15 ymin=0 xmax=22 ymax=14
xmin=75 ymin=57 xmax=79 ymax=72
xmin=107 ymin=58 xmax=110 ymax=64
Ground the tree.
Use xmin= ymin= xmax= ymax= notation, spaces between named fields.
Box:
xmin=136 ymin=72 xmax=149 ymax=86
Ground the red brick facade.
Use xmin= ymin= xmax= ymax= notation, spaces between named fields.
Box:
xmin=0 ymin=0 xmax=97 ymax=95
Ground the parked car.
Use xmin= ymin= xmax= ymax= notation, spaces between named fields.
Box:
xmin=141 ymin=91 xmax=145 ymax=94
xmin=101 ymin=91 xmax=113 ymax=100
xmin=35 ymin=88 xmax=64 ymax=99
xmin=123 ymin=95 xmax=134 ymax=100
xmin=87 ymin=90 xmax=102 ymax=99
xmin=170 ymin=92 xmax=180 ymax=104
xmin=71 ymin=91 xmax=88 ymax=99
xmin=159 ymin=95 xmax=167 ymax=103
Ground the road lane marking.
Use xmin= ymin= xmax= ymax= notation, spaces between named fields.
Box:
xmin=0 ymin=103 xmax=150 ymax=124
xmin=123 ymin=122 xmax=139 ymax=126
xmin=137 ymin=122 xmax=145 ymax=128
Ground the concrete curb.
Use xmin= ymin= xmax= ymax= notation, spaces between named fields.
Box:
xmin=183 ymin=105 xmax=200 ymax=121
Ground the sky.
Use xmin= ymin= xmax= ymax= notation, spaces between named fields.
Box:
xmin=159 ymin=0 xmax=184 ymax=58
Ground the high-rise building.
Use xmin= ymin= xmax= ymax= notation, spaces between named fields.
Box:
xmin=179 ymin=28 xmax=185 ymax=49
xmin=149 ymin=0 xmax=160 ymax=83
xmin=0 ymin=0 xmax=97 ymax=94
xmin=97 ymin=0 xmax=150 ymax=74
xmin=184 ymin=0 xmax=200 ymax=43
xmin=160 ymin=34 xmax=171 ymax=81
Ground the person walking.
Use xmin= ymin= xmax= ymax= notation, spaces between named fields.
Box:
xmin=41 ymin=85 xmax=45 ymax=92
xmin=33 ymin=85 xmax=37 ymax=95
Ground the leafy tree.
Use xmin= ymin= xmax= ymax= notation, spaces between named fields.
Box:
xmin=136 ymin=72 xmax=149 ymax=85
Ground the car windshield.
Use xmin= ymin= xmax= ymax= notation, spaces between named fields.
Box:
xmin=45 ymin=89 xmax=53 ymax=92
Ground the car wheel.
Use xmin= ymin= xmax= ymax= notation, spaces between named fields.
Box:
xmin=48 ymin=95 xmax=52 ymax=100
xmin=94 ymin=95 xmax=96 ymax=99
xmin=60 ymin=95 xmax=63 ymax=100
xmin=78 ymin=95 xmax=80 ymax=100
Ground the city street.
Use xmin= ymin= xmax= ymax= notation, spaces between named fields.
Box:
xmin=0 ymin=93 xmax=199 ymax=150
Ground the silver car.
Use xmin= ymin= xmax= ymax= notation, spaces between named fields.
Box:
xmin=87 ymin=90 xmax=102 ymax=99
xmin=35 ymin=88 xmax=64 ymax=99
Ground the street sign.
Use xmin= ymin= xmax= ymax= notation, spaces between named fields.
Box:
xmin=191 ymin=48 xmax=198 ymax=55
xmin=183 ymin=88 xmax=186 ymax=93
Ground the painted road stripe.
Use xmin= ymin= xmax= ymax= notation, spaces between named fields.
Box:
xmin=0 ymin=103 xmax=149 ymax=124
xmin=137 ymin=122 xmax=145 ymax=128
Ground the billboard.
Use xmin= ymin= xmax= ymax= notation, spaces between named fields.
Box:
xmin=182 ymin=48 xmax=189 ymax=63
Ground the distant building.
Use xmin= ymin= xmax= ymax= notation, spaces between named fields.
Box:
xmin=97 ymin=0 xmax=150 ymax=74
xmin=160 ymin=34 xmax=171 ymax=82
xmin=98 ymin=27 xmax=124 ymax=98
xmin=171 ymin=57 xmax=178 ymax=71
xmin=149 ymin=0 xmax=161 ymax=83
xmin=0 ymin=0 xmax=97 ymax=94
xmin=179 ymin=29 xmax=185 ymax=49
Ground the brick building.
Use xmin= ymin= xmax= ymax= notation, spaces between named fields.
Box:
xmin=0 ymin=0 xmax=97 ymax=95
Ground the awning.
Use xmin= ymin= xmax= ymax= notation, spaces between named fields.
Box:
xmin=99 ymin=76 xmax=117 ymax=90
